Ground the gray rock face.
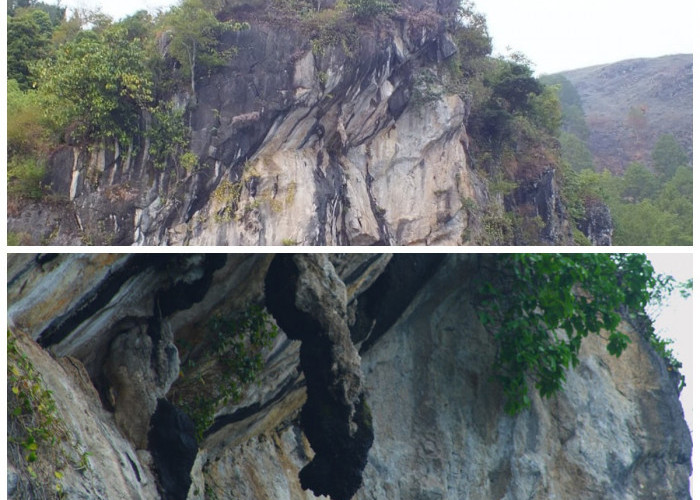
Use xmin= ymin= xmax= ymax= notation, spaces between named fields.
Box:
xmin=579 ymin=199 xmax=614 ymax=246
xmin=104 ymin=324 xmax=180 ymax=449
xmin=356 ymin=256 xmax=691 ymax=499
xmin=7 ymin=254 xmax=690 ymax=500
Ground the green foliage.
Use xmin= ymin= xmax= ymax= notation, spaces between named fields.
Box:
xmin=181 ymin=305 xmax=279 ymax=440
xmin=7 ymin=7 xmax=54 ymax=89
xmin=612 ymin=199 xmax=691 ymax=246
xmin=476 ymin=254 xmax=660 ymax=414
xmin=180 ymin=151 xmax=200 ymax=171
xmin=7 ymin=156 xmax=46 ymax=200
xmin=652 ymin=134 xmax=689 ymax=179
xmin=7 ymin=80 xmax=51 ymax=158
xmin=7 ymin=330 xmax=72 ymax=496
xmin=454 ymin=2 xmax=492 ymax=65
xmin=468 ymin=58 xmax=546 ymax=149
xmin=347 ymin=0 xmax=395 ymax=18
xmin=560 ymin=132 xmax=593 ymax=172
xmin=560 ymin=157 xmax=692 ymax=246
xmin=7 ymin=80 xmax=51 ymax=199
xmin=147 ymin=103 xmax=191 ymax=170
xmin=33 ymin=23 xmax=154 ymax=144
xmin=620 ymin=162 xmax=658 ymax=202
xmin=212 ymin=179 xmax=244 ymax=223
xmin=540 ymin=74 xmax=589 ymax=141
xmin=162 ymin=0 xmax=249 ymax=95
xmin=525 ymin=84 xmax=561 ymax=135
xmin=301 ymin=1 xmax=359 ymax=59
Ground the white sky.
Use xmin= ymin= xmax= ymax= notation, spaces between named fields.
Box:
xmin=474 ymin=0 xmax=695 ymax=74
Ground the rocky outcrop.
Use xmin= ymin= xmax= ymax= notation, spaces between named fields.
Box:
xmin=578 ymin=199 xmax=614 ymax=246
xmin=7 ymin=254 xmax=691 ymax=499
xmin=265 ymin=255 xmax=373 ymax=500
xmin=8 ymin=2 xmax=578 ymax=246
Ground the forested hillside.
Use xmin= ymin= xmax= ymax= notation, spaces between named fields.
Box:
xmin=542 ymin=55 xmax=692 ymax=245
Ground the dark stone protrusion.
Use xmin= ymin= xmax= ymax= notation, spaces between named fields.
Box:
xmin=265 ymin=255 xmax=374 ymax=500
xmin=148 ymin=399 xmax=198 ymax=500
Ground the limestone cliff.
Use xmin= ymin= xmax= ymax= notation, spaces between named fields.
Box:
xmin=7 ymin=0 xmax=592 ymax=246
xmin=7 ymin=254 xmax=690 ymax=499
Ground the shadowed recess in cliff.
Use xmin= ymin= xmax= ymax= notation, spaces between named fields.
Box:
xmin=265 ymin=254 xmax=374 ymax=500
xmin=148 ymin=399 xmax=198 ymax=500
xmin=353 ymin=253 xmax=447 ymax=351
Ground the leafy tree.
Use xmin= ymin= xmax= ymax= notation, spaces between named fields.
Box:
xmin=540 ymin=74 xmax=589 ymax=141
xmin=477 ymin=254 xmax=674 ymax=414
xmin=620 ymin=162 xmax=657 ymax=202
xmin=652 ymin=134 xmax=689 ymax=179
xmin=560 ymin=132 xmax=593 ymax=171
xmin=528 ymin=84 xmax=561 ymax=135
xmin=162 ymin=0 xmax=248 ymax=97
xmin=7 ymin=7 xmax=54 ymax=88
xmin=454 ymin=2 xmax=492 ymax=63
xmin=147 ymin=103 xmax=192 ymax=170
xmin=611 ymin=200 xmax=688 ymax=246
xmin=32 ymin=23 xmax=154 ymax=144
xmin=471 ymin=59 xmax=544 ymax=146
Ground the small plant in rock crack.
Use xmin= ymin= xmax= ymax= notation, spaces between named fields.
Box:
xmin=183 ymin=305 xmax=279 ymax=440
xmin=7 ymin=329 xmax=88 ymax=498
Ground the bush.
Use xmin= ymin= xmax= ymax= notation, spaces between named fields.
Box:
xmin=348 ymin=0 xmax=394 ymax=18
xmin=32 ymin=24 xmax=153 ymax=144
xmin=8 ymin=157 xmax=46 ymax=200
xmin=147 ymin=103 xmax=190 ymax=170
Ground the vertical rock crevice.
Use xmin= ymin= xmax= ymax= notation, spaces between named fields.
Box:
xmin=265 ymin=254 xmax=374 ymax=500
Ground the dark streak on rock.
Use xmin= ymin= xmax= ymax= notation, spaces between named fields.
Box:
xmin=37 ymin=255 xmax=161 ymax=347
xmin=206 ymin=376 xmax=305 ymax=437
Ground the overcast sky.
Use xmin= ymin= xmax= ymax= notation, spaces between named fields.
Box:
xmin=475 ymin=0 xmax=695 ymax=74
xmin=56 ymin=0 xmax=694 ymax=74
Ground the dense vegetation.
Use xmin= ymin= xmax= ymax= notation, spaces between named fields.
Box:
xmin=446 ymin=4 xmax=576 ymax=244
xmin=476 ymin=254 xmax=691 ymax=414
xmin=542 ymin=74 xmax=692 ymax=245
xmin=7 ymin=0 xmax=246 ymax=201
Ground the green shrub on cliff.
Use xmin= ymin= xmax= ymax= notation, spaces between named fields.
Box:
xmin=32 ymin=24 xmax=154 ymax=145
xmin=476 ymin=254 xmax=684 ymax=414
xmin=348 ymin=0 xmax=395 ymax=18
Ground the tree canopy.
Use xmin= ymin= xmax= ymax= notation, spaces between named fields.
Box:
xmin=476 ymin=254 xmax=686 ymax=414
xmin=652 ymin=134 xmax=689 ymax=180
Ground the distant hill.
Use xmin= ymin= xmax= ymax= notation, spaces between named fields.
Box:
xmin=556 ymin=54 xmax=692 ymax=174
